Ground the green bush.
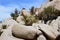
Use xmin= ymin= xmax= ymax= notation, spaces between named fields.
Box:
xmin=22 ymin=14 xmax=39 ymax=26
xmin=30 ymin=6 xmax=35 ymax=15
xmin=10 ymin=9 xmax=19 ymax=20
xmin=39 ymin=6 xmax=60 ymax=24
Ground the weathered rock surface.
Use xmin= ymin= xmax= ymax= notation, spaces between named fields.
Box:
xmin=32 ymin=20 xmax=45 ymax=30
xmin=0 ymin=25 xmax=24 ymax=40
xmin=16 ymin=16 xmax=25 ymax=25
xmin=37 ymin=20 xmax=44 ymax=24
xmin=38 ymin=24 xmax=60 ymax=40
xmin=50 ymin=20 xmax=58 ymax=31
xmin=39 ymin=0 xmax=60 ymax=13
xmin=55 ymin=16 xmax=60 ymax=32
xmin=1 ymin=16 xmax=60 ymax=40
xmin=32 ymin=23 xmax=39 ymax=30
xmin=12 ymin=23 xmax=42 ymax=40
xmin=37 ymin=35 xmax=46 ymax=40
xmin=50 ymin=16 xmax=60 ymax=32
xmin=2 ymin=19 xmax=17 ymax=27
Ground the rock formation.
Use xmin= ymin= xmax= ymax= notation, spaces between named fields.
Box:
xmin=0 ymin=0 xmax=60 ymax=40
xmin=12 ymin=23 xmax=42 ymax=40
xmin=38 ymin=24 xmax=60 ymax=40
xmin=0 ymin=15 xmax=60 ymax=40
xmin=35 ymin=0 xmax=60 ymax=14
xmin=0 ymin=25 xmax=24 ymax=40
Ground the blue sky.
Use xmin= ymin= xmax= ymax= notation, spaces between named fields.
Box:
xmin=0 ymin=0 xmax=47 ymax=21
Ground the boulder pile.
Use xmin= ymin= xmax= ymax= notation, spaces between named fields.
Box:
xmin=0 ymin=16 xmax=60 ymax=40
xmin=0 ymin=0 xmax=60 ymax=40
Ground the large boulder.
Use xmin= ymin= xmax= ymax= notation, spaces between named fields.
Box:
xmin=56 ymin=16 xmax=60 ymax=32
xmin=50 ymin=16 xmax=60 ymax=32
xmin=50 ymin=20 xmax=58 ymax=31
xmin=12 ymin=23 xmax=42 ymax=40
xmin=0 ymin=25 xmax=24 ymax=40
xmin=38 ymin=24 xmax=60 ymax=40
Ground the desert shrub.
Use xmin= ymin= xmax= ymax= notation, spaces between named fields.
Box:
xmin=10 ymin=9 xmax=19 ymax=20
xmin=22 ymin=14 xmax=39 ymax=26
xmin=30 ymin=6 xmax=35 ymax=15
xmin=39 ymin=6 xmax=60 ymax=24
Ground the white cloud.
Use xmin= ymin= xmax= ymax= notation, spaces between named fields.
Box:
xmin=0 ymin=0 xmax=47 ymax=21
xmin=0 ymin=4 xmax=20 ymax=21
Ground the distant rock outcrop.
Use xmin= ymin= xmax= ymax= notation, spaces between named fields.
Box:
xmin=36 ymin=0 xmax=60 ymax=14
